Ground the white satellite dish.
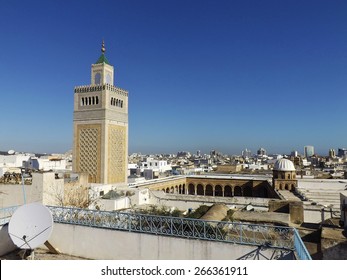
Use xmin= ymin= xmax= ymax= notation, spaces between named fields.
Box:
xmin=7 ymin=149 xmax=15 ymax=155
xmin=8 ymin=203 xmax=53 ymax=250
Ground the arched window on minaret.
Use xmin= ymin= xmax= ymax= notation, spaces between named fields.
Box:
xmin=96 ymin=96 xmax=99 ymax=105
xmin=95 ymin=73 xmax=101 ymax=84
xmin=106 ymin=73 xmax=111 ymax=84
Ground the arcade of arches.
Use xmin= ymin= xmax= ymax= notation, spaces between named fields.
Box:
xmin=149 ymin=177 xmax=279 ymax=199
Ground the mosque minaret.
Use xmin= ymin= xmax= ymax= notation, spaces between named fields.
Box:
xmin=72 ymin=41 xmax=128 ymax=184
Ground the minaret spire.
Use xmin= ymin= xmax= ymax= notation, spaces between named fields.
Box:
xmin=101 ymin=39 xmax=106 ymax=54
xmin=95 ymin=40 xmax=110 ymax=65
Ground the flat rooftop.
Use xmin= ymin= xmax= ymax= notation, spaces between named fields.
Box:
xmin=296 ymin=179 xmax=347 ymax=210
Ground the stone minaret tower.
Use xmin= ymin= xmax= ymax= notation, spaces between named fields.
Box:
xmin=73 ymin=41 xmax=128 ymax=184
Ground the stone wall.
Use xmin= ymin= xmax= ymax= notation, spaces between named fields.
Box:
xmin=268 ymin=200 xmax=304 ymax=225
xmin=321 ymin=227 xmax=347 ymax=260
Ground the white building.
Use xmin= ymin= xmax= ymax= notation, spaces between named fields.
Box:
xmin=246 ymin=163 xmax=269 ymax=170
xmin=0 ymin=153 xmax=32 ymax=177
xmin=140 ymin=158 xmax=172 ymax=173
xmin=25 ymin=157 xmax=67 ymax=171
xmin=302 ymin=158 xmax=311 ymax=167
xmin=0 ymin=153 xmax=31 ymax=168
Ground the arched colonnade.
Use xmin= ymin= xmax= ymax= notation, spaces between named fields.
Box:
xmin=161 ymin=182 xmax=255 ymax=197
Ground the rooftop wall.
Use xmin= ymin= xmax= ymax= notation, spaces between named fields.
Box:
xmin=47 ymin=223 xmax=294 ymax=260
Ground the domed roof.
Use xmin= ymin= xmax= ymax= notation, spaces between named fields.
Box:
xmin=273 ymin=158 xmax=295 ymax=171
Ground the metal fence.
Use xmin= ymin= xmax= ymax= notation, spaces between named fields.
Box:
xmin=293 ymin=228 xmax=312 ymax=260
xmin=48 ymin=206 xmax=294 ymax=249
xmin=0 ymin=206 xmax=17 ymax=226
xmin=0 ymin=205 xmax=311 ymax=259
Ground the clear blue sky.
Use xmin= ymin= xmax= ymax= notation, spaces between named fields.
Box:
xmin=0 ymin=0 xmax=346 ymax=156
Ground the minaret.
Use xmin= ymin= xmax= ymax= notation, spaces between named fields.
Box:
xmin=73 ymin=41 xmax=128 ymax=184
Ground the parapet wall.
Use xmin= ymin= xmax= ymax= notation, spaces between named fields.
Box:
xmin=47 ymin=223 xmax=292 ymax=260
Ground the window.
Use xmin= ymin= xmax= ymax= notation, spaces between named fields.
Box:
xmin=106 ymin=73 xmax=111 ymax=84
xmin=95 ymin=73 xmax=101 ymax=84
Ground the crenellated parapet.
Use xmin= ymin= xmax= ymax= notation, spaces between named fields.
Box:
xmin=74 ymin=83 xmax=128 ymax=96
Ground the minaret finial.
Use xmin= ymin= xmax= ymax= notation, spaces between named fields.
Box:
xmin=101 ymin=39 xmax=106 ymax=54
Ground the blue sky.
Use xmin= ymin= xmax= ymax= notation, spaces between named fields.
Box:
xmin=0 ymin=0 xmax=346 ymax=156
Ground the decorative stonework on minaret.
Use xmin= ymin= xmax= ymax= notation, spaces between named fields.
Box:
xmin=73 ymin=41 xmax=128 ymax=184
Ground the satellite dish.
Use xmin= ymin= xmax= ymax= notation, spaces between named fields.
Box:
xmin=8 ymin=203 xmax=53 ymax=250
xmin=246 ymin=204 xmax=254 ymax=211
xmin=7 ymin=150 xmax=15 ymax=155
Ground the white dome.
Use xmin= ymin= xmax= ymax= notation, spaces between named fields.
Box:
xmin=273 ymin=159 xmax=295 ymax=171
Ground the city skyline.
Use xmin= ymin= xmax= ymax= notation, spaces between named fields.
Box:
xmin=1 ymin=1 xmax=346 ymax=155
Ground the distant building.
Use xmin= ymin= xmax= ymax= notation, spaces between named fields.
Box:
xmin=242 ymin=148 xmax=252 ymax=158
xmin=247 ymin=163 xmax=269 ymax=170
xmin=177 ymin=151 xmax=191 ymax=158
xmin=0 ymin=153 xmax=31 ymax=177
xmin=143 ymin=169 xmax=155 ymax=180
xmin=329 ymin=149 xmax=336 ymax=158
xmin=338 ymin=148 xmax=347 ymax=158
xmin=194 ymin=158 xmax=209 ymax=166
xmin=72 ymin=41 xmax=128 ymax=184
xmin=292 ymin=156 xmax=302 ymax=167
xmin=25 ymin=157 xmax=67 ymax=171
xmin=257 ymin=148 xmax=267 ymax=156
xmin=291 ymin=151 xmax=298 ymax=157
xmin=128 ymin=164 xmax=139 ymax=176
xmin=140 ymin=158 xmax=172 ymax=173
xmin=304 ymin=146 xmax=314 ymax=158
xmin=0 ymin=153 xmax=31 ymax=168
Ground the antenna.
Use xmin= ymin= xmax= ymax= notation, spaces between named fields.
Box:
xmin=8 ymin=203 xmax=53 ymax=252
xmin=7 ymin=149 xmax=15 ymax=155
xmin=21 ymin=168 xmax=27 ymax=204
